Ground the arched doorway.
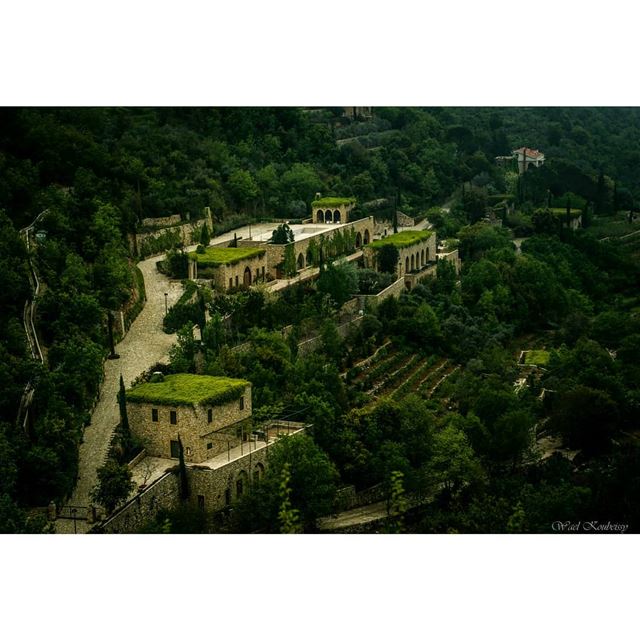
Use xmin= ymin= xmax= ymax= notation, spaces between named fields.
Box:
xmin=334 ymin=209 xmax=341 ymax=223
xmin=316 ymin=209 xmax=324 ymax=223
xmin=243 ymin=266 xmax=252 ymax=287
xmin=355 ymin=231 xmax=362 ymax=248
xmin=236 ymin=470 xmax=248 ymax=498
xmin=416 ymin=252 xmax=420 ymax=269
xmin=364 ymin=229 xmax=370 ymax=244
xmin=297 ymin=252 xmax=305 ymax=270
xmin=253 ymin=462 xmax=265 ymax=483
xmin=426 ymin=247 xmax=430 ymax=261
xmin=325 ymin=210 xmax=332 ymax=223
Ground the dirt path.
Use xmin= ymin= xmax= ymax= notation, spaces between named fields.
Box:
xmin=55 ymin=255 xmax=183 ymax=533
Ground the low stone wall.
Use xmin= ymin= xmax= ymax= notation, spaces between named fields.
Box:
xmin=396 ymin=211 xmax=415 ymax=227
xmin=134 ymin=211 xmax=212 ymax=257
xmin=141 ymin=214 xmax=182 ymax=228
xmin=297 ymin=316 xmax=363 ymax=356
xmin=98 ymin=471 xmax=180 ymax=533
xmin=356 ymin=277 xmax=405 ymax=310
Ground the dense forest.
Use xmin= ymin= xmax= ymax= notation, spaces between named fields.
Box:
xmin=1 ymin=107 xmax=639 ymax=532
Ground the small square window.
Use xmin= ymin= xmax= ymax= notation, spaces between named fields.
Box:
xmin=208 ymin=408 xmax=212 ymax=423
xmin=239 ymin=397 xmax=245 ymax=410
xmin=151 ymin=408 xmax=158 ymax=422
xmin=170 ymin=410 xmax=177 ymax=425
xmin=207 ymin=442 xmax=213 ymax=450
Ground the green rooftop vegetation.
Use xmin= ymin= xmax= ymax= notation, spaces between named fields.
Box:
xmin=311 ymin=197 xmax=356 ymax=208
xmin=126 ymin=374 xmax=249 ymax=407
xmin=188 ymin=246 xmax=265 ymax=267
xmin=370 ymin=229 xmax=433 ymax=250
xmin=524 ymin=350 xmax=550 ymax=366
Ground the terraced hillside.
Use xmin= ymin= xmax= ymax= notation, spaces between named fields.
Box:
xmin=348 ymin=346 xmax=460 ymax=404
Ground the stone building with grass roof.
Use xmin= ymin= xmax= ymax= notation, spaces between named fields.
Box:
xmin=126 ymin=373 xmax=252 ymax=463
xmin=311 ymin=196 xmax=357 ymax=224
xmin=364 ymin=229 xmax=437 ymax=278
xmin=188 ymin=245 xmax=268 ymax=291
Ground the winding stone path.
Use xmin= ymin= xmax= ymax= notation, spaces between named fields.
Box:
xmin=55 ymin=255 xmax=183 ymax=533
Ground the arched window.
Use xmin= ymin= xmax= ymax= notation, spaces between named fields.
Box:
xmin=325 ymin=210 xmax=332 ymax=223
xmin=316 ymin=209 xmax=324 ymax=223
xmin=253 ymin=462 xmax=265 ymax=483
xmin=243 ymin=266 xmax=252 ymax=287
xmin=236 ymin=470 xmax=248 ymax=498
xmin=355 ymin=232 xmax=362 ymax=248
xmin=297 ymin=253 xmax=305 ymax=270
xmin=421 ymin=249 xmax=425 ymax=266
xmin=411 ymin=255 xmax=415 ymax=271
xmin=334 ymin=209 xmax=341 ymax=223
xmin=363 ymin=229 xmax=370 ymax=244
xmin=405 ymin=257 xmax=409 ymax=273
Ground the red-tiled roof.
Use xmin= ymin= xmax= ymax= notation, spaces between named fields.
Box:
xmin=513 ymin=147 xmax=543 ymax=159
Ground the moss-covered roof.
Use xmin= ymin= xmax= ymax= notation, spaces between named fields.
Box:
xmin=524 ymin=350 xmax=550 ymax=366
xmin=370 ymin=229 xmax=433 ymax=250
xmin=311 ymin=197 xmax=356 ymax=208
xmin=189 ymin=246 xmax=266 ymax=266
xmin=126 ymin=374 xmax=249 ymax=407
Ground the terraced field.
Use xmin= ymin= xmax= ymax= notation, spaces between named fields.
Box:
xmin=348 ymin=345 xmax=460 ymax=405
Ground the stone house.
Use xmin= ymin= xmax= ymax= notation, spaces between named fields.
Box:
xmin=513 ymin=147 xmax=545 ymax=174
xmin=311 ymin=197 xmax=357 ymax=224
xmin=188 ymin=245 xmax=268 ymax=291
xmin=126 ymin=373 xmax=252 ymax=464
xmin=363 ymin=229 xmax=437 ymax=278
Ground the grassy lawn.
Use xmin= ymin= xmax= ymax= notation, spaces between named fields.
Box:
xmin=127 ymin=374 xmax=248 ymax=407
xmin=370 ymin=229 xmax=433 ymax=249
xmin=524 ymin=350 xmax=550 ymax=366
xmin=311 ymin=196 xmax=356 ymax=208
xmin=189 ymin=246 xmax=265 ymax=266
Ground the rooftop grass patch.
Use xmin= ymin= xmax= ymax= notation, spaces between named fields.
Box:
xmin=127 ymin=374 xmax=249 ymax=407
xmin=524 ymin=350 xmax=550 ymax=366
xmin=370 ymin=229 xmax=433 ymax=250
xmin=312 ymin=197 xmax=356 ymax=208
xmin=188 ymin=246 xmax=265 ymax=267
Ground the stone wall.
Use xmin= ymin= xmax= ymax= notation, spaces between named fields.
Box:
xmin=437 ymin=248 xmax=461 ymax=274
xmin=134 ymin=210 xmax=213 ymax=257
xmin=98 ymin=471 xmax=180 ymax=534
xmin=296 ymin=316 xmax=363 ymax=356
xmin=127 ymin=384 xmax=252 ymax=463
xmin=312 ymin=201 xmax=355 ymax=224
xmin=396 ymin=211 xmax=415 ymax=227
xmin=356 ymin=277 xmax=406 ymax=310
xmin=141 ymin=214 xmax=182 ymax=228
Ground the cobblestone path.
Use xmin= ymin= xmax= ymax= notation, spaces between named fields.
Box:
xmin=55 ymin=255 xmax=183 ymax=533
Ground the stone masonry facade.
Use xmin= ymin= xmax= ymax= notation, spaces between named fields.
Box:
xmin=127 ymin=383 xmax=252 ymax=464
xmin=363 ymin=232 xmax=437 ymax=278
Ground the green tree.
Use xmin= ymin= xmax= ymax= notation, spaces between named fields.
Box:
xmin=386 ymin=470 xmax=408 ymax=533
xmin=377 ymin=244 xmax=400 ymax=274
xmin=278 ymin=462 xmax=303 ymax=533
xmin=91 ymin=460 xmax=134 ymax=513
xmin=317 ymin=260 xmax=359 ymax=308
xmin=271 ymin=223 xmax=294 ymax=244
xmin=228 ymin=169 xmax=258 ymax=212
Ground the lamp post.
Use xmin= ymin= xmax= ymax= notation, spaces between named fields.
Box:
xmin=164 ymin=292 xmax=168 ymax=316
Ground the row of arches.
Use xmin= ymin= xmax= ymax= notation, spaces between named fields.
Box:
xmin=404 ymin=247 xmax=430 ymax=274
xmin=355 ymin=229 xmax=370 ymax=248
xmin=316 ymin=209 xmax=342 ymax=224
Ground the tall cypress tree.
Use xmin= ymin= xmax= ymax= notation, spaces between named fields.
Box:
xmin=613 ymin=181 xmax=619 ymax=214
xmin=178 ymin=435 xmax=189 ymax=501
xmin=118 ymin=374 xmax=132 ymax=449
